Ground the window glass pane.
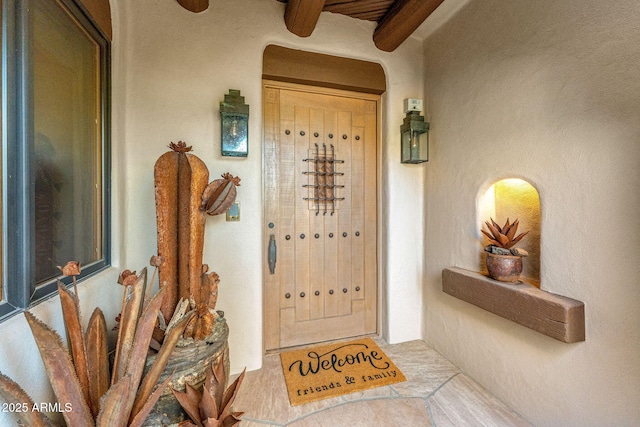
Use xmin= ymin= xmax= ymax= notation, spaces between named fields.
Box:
xmin=33 ymin=0 xmax=102 ymax=285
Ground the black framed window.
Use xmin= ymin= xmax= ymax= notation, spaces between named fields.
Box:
xmin=0 ymin=0 xmax=110 ymax=320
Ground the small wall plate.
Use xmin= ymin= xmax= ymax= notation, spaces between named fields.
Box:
xmin=226 ymin=202 xmax=240 ymax=222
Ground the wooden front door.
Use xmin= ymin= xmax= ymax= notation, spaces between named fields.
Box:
xmin=263 ymin=81 xmax=379 ymax=351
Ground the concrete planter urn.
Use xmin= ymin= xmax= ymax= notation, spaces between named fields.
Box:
xmin=141 ymin=314 xmax=230 ymax=426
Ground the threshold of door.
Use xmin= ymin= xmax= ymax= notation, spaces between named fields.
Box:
xmin=265 ymin=333 xmax=380 ymax=355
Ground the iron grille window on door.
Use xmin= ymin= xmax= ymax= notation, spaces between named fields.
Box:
xmin=303 ymin=142 xmax=345 ymax=216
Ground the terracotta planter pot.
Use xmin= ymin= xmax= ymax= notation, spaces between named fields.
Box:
xmin=486 ymin=253 xmax=523 ymax=282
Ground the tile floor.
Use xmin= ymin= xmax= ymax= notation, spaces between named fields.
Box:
xmin=233 ymin=339 xmax=531 ymax=426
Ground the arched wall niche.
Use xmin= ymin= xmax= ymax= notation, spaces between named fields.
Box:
xmin=478 ymin=178 xmax=541 ymax=287
xmin=443 ymin=177 xmax=584 ymax=342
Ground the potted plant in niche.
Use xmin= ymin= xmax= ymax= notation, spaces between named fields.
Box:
xmin=482 ymin=218 xmax=529 ymax=282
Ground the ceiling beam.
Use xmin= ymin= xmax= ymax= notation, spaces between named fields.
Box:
xmin=284 ymin=0 xmax=327 ymax=37
xmin=373 ymin=0 xmax=445 ymax=52
xmin=177 ymin=0 xmax=209 ymax=13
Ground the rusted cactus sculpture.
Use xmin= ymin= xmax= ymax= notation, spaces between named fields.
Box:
xmin=154 ymin=141 xmax=240 ymax=340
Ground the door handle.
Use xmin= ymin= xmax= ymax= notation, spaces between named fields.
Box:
xmin=268 ymin=234 xmax=277 ymax=274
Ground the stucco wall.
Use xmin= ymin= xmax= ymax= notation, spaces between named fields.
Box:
xmin=0 ymin=0 xmax=428 ymax=423
xmin=422 ymin=0 xmax=640 ymax=425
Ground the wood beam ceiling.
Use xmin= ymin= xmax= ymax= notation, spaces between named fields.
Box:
xmin=282 ymin=0 xmax=445 ymax=52
xmin=175 ymin=0 xmax=446 ymax=52
xmin=177 ymin=0 xmax=209 ymax=13
xmin=285 ymin=0 xmax=327 ymax=38
xmin=373 ymin=0 xmax=445 ymax=52
xmin=324 ymin=0 xmax=394 ymax=22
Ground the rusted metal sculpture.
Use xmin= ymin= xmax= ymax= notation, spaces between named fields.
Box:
xmin=202 ymin=172 xmax=241 ymax=216
xmin=154 ymin=141 xmax=208 ymax=325
xmin=0 ymin=142 xmax=240 ymax=425
xmin=154 ymin=141 xmax=240 ymax=340
xmin=0 ymin=263 xmax=194 ymax=427
xmin=0 ymin=142 xmax=241 ymax=426
xmin=171 ymin=353 xmax=245 ymax=427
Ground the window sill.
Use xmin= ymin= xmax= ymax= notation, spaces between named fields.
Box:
xmin=442 ymin=267 xmax=585 ymax=343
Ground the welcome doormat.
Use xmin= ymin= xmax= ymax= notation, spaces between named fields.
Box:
xmin=279 ymin=338 xmax=406 ymax=406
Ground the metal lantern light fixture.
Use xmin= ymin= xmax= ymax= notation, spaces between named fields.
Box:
xmin=220 ymin=89 xmax=249 ymax=157
xmin=400 ymin=98 xmax=429 ymax=164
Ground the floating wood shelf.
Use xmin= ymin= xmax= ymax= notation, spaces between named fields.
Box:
xmin=442 ymin=267 xmax=585 ymax=343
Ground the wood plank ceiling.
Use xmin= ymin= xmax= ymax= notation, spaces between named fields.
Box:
xmin=323 ymin=0 xmax=397 ymax=22
xmin=177 ymin=0 xmax=445 ymax=52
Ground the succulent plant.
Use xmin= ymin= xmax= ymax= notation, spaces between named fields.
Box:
xmin=482 ymin=218 xmax=528 ymax=250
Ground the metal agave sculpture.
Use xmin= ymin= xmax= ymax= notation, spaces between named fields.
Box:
xmin=154 ymin=141 xmax=240 ymax=341
xmin=0 ymin=262 xmax=194 ymax=427
xmin=171 ymin=353 xmax=245 ymax=427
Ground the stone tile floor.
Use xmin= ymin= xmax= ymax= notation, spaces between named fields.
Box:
xmin=233 ymin=339 xmax=531 ymax=426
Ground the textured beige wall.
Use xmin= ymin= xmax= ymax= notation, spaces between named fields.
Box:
xmin=422 ymin=0 xmax=640 ymax=425
xmin=108 ymin=0 xmax=428 ymax=372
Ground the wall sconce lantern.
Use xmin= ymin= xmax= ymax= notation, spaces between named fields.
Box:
xmin=220 ymin=89 xmax=249 ymax=157
xmin=400 ymin=98 xmax=430 ymax=164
